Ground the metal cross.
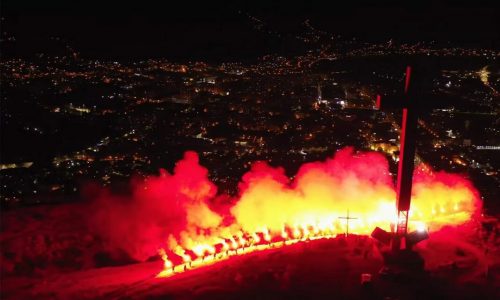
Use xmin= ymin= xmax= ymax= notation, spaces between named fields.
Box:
xmin=338 ymin=210 xmax=358 ymax=236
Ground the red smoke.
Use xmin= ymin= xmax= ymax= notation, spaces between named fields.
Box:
xmin=87 ymin=148 xmax=481 ymax=264
xmin=89 ymin=151 xmax=220 ymax=261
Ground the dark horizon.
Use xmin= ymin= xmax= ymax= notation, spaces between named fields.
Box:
xmin=1 ymin=0 xmax=498 ymax=61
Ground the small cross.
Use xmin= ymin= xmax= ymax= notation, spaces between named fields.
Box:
xmin=338 ymin=210 xmax=358 ymax=236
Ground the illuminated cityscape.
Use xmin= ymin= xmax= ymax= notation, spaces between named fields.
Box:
xmin=1 ymin=35 xmax=498 ymax=210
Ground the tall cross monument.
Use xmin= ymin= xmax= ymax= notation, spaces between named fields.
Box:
xmin=373 ymin=62 xmax=442 ymax=251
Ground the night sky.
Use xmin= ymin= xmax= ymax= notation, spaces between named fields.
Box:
xmin=1 ymin=0 xmax=498 ymax=61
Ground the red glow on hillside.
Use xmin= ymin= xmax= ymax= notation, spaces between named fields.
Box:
xmin=87 ymin=148 xmax=481 ymax=277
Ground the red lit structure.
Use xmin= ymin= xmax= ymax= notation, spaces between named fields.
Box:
xmin=376 ymin=66 xmax=416 ymax=250
xmin=372 ymin=64 xmax=439 ymax=251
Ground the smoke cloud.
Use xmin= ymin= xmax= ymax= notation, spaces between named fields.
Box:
xmin=87 ymin=148 xmax=481 ymax=262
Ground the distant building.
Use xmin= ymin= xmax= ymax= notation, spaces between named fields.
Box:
xmin=0 ymin=162 xmax=33 ymax=170
xmin=170 ymin=93 xmax=191 ymax=104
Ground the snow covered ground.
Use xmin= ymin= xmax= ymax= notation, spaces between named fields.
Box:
xmin=2 ymin=234 xmax=499 ymax=300
xmin=1 ymin=204 xmax=498 ymax=300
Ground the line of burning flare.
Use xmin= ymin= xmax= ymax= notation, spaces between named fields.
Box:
xmin=157 ymin=204 xmax=470 ymax=278
xmin=157 ymin=225 xmax=333 ymax=278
